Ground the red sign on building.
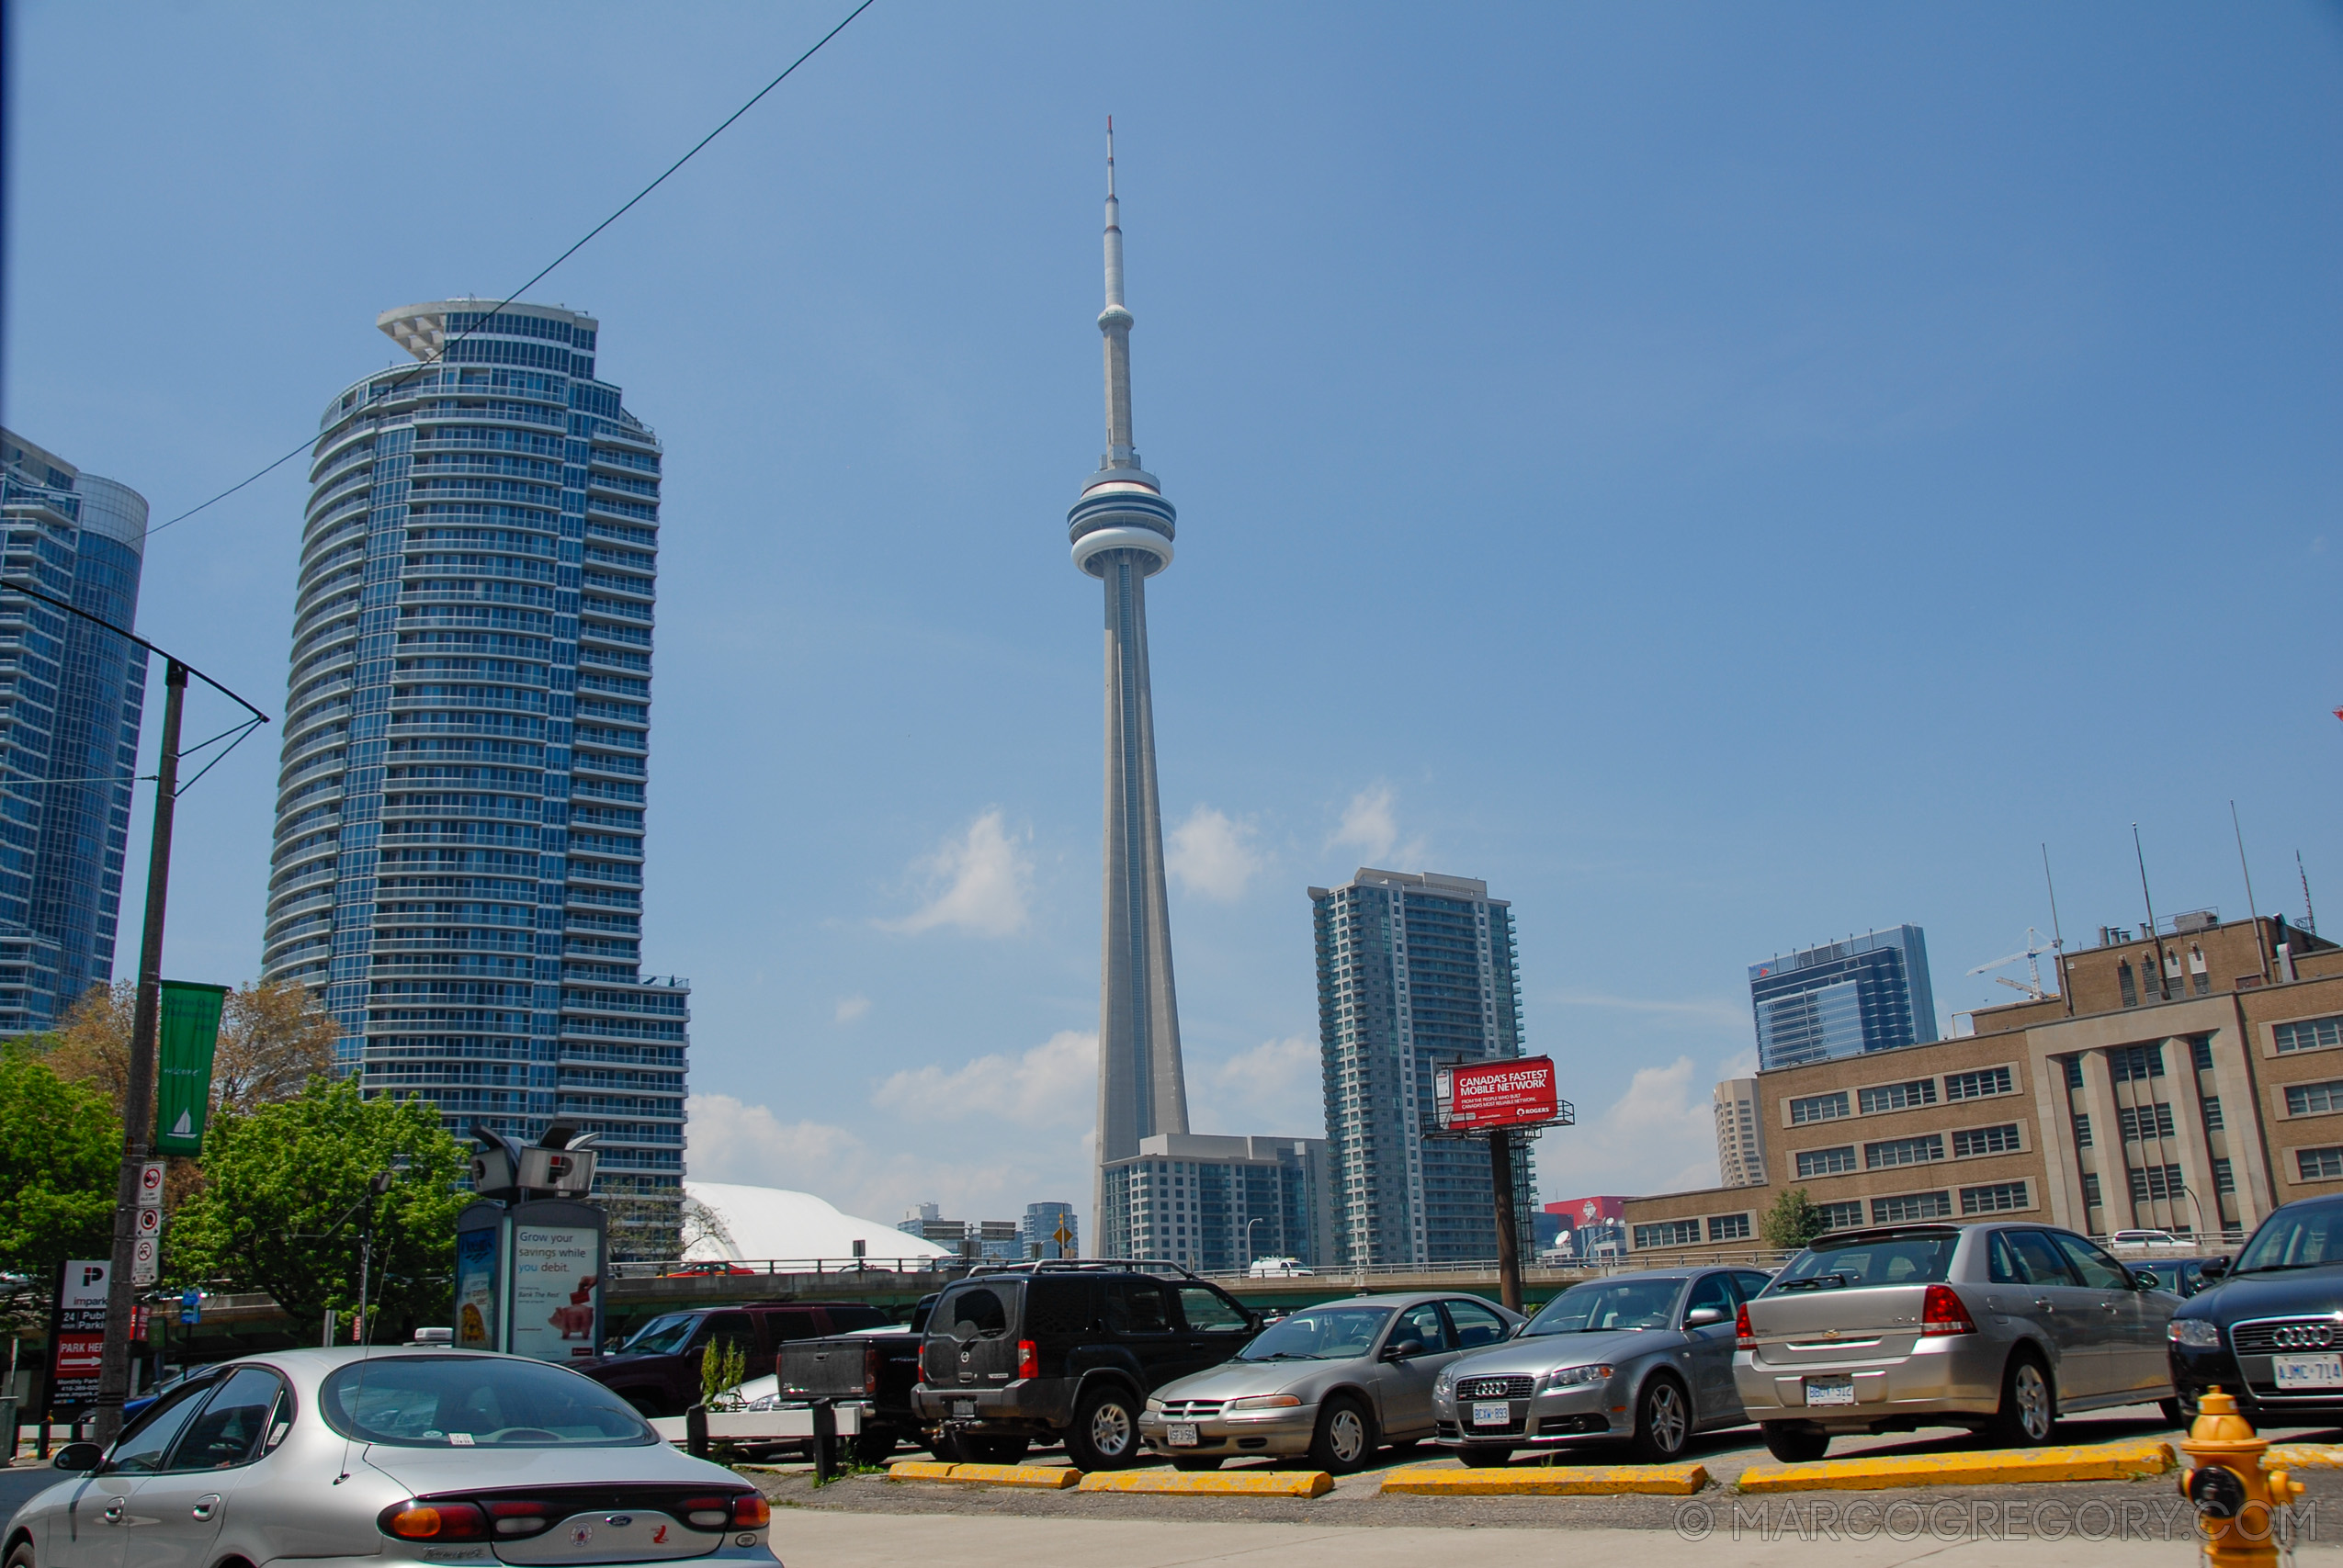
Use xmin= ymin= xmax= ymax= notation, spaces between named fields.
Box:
xmin=1440 ymin=1055 xmax=1561 ymax=1131
xmin=1546 ymin=1195 xmax=1625 ymax=1226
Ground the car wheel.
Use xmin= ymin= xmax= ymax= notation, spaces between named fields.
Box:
xmin=850 ymin=1429 xmax=898 ymax=1465
xmin=1455 ymin=1445 xmax=1512 ymax=1468
xmin=1760 ymin=1423 xmax=1829 ymax=1462
xmin=1171 ymin=1456 xmax=1222 ymax=1472
xmin=623 ymin=1391 xmax=666 ymax=1419
xmin=1992 ymin=1351 xmax=2057 ymax=1447
xmin=1066 ymin=1387 xmax=1142 ymax=1471
xmin=1308 ymin=1393 xmax=1377 ymax=1474
xmin=1629 ymin=1375 xmax=1692 ymax=1462
xmin=958 ymin=1434 xmax=1030 ymax=1465
xmin=2158 ymin=1397 xmax=2188 ymax=1429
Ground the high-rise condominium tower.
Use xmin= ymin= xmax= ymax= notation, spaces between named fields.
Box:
xmin=264 ymin=303 xmax=687 ymax=1256
xmin=0 ymin=430 xmax=148 ymax=1032
xmin=1073 ymin=127 xmax=1190 ymax=1230
xmin=1309 ymin=868 xmax=1535 ymax=1267
xmin=1749 ymin=924 xmax=1937 ymax=1071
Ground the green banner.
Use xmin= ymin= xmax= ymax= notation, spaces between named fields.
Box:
xmin=153 ymin=981 xmax=229 ymax=1156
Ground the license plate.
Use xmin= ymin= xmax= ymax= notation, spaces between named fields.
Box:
xmin=2273 ymin=1354 xmax=2343 ymax=1390
xmin=952 ymin=1399 xmax=977 ymax=1418
xmin=1804 ymin=1378 xmax=1857 ymax=1407
xmin=1471 ymin=1400 xmax=1511 ymax=1427
xmin=1167 ymin=1423 xmax=1199 ymax=1447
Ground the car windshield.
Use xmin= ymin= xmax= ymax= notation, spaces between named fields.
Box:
xmin=1237 ymin=1305 xmax=1392 ymax=1360
xmin=618 ymin=1314 xmax=696 ymax=1355
xmin=1523 ymin=1278 xmax=1683 ymax=1335
xmin=321 ymin=1356 xmax=656 ymax=1447
xmin=1773 ymin=1234 xmax=1956 ymax=1290
xmin=2235 ymin=1204 xmax=2343 ymax=1274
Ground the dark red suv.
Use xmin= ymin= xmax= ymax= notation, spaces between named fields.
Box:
xmin=579 ymin=1301 xmax=890 ymax=1416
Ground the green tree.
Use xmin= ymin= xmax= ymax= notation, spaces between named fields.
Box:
xmin=1760 ymin=1186 xmax=1832 ymax=1251
xmin=168 ymin=1077 xmax=469 ymax=1335
xmin=0 ymin=1041 xmax=122 ymax=1299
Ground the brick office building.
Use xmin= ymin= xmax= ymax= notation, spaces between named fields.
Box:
xmin=1621 ymin=915 xmax=2342 ymax=1256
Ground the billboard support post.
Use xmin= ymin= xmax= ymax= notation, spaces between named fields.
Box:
xmin=1430 ymin=1055 xmax=1574 ymax=1314
xmin=1489 ymin=1127 xmax=1522 ymax=1312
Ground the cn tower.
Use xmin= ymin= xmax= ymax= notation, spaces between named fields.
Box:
xmin=1072 ymin=121 xmax=1190 ymax=1233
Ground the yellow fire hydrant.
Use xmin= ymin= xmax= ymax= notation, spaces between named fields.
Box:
xmin=2179 ymin=1388 xmax=2305 ymax=1567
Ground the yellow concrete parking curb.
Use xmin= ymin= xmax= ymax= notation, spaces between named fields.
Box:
xmin=1076 ymin=1468 xmax=1335 ymax=1497
xmin=884 ymin=1461 xmax=1084 ymax=1489
xmin=1380 ymin=1462 xmax=1709 ymax=1495
xmin=1737 ymin=1438 xmax=2177 ymax=1494
xmin=2264 ymin=1444 xmax=2343 ymax=1472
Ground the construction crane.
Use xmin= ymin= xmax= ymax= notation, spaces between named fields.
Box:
xmin=1968 ymin=927 xmax=2056 ymax=999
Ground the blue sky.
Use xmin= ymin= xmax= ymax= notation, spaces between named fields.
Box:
xmin=6 ymin=3 xmax=2337 ymax=1232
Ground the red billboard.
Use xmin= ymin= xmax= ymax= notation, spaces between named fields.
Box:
xmin=1546 ymin=1195 xmax=1625 ymax=1226
xmin=1440 ymin=1055 xmax=1560 ymax=1131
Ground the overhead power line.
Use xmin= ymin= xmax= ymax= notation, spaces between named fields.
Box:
xmin=147 ymin=0 xmax=877 ymax=541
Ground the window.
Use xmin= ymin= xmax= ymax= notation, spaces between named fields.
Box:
xmin=1443 ymin=1298 xmax=1510 ymax=1349
xmin=942 ymin=1291 xmax=1007 ymax=1337
xmin=1101 ymin=1280 xmax=1171 ymax=1334
xmin=2074 ymin=1113 xmax=2093 ymax=1148
xmin=2052 ymin=1231 xmax=2136 ymax=1291
xmin=2297 ymin=1146 xmax=2343 ymax=1181
xmin=1961 ymin=1181 xmax=2031 ymax=1215
xmin=1796 ymin=1145 xmax=1857 ymax=1178
xmin=2203 ymin=1097 xmax=2224 ymax=1131
xmin=2120 ymin=964 xmax=2138 ymax=1008
xmin=2291 ymin=1081 xmax=2343 ymax=1116
xmin=1870 ymin=1190 xmax=1952 ymax=1224
xmin=1817 ymin=1201 xmax=1864 ymax=1231
xmin=2213 ymin=1157 xmax=2236 ymax=1195
xmin=1953 ymin=1123 xmax=2023 ymax=1157
xmin=1389 ymin=1302 xmax=1451 ymax=1355
xmin=106 ymin=1373 xmax=221 ymax=1474
xmin=1945 ymin=1066 xmax=2014 ymax=1100
xmin=2111 ymin=1043 xmax=2165 ymax=1082
xmin=2119 ymin=1103 xmax=2178 ymax=1142
xmin=1176 ymin=1286 xmax=1250 ymax=1333
xmin=2129 ymin=1164 xmax=2187 ymax=1202
xmin=1989 ymin=1229 xmax=2076 ymax=1285
xmin=319 ymin=1356 xmax=653 ymax=1448
xmin=1708 ymin=1213 xmax=1752 ymax=1242
xmin=2081 ymin=1171 xmax=2103 ymax=1206
xmin=1860 ymin=1078 xmax=1938 ymax=1113
xmin=1732 ymin=1270 xmax=1774 ymax=1302
xmin=1865 ymin=1134 xmax=1945 ymax=1169
xmin=2062 ymin=1057 xmax=2086 ymax=1091
xmin=2192 ymin=1037 xmax=2215 ymax=1072
xmin=1633 ymin=1219 xmax=1702 ymax=1249
xmin=1789 ymin=1091 xmax=1850 ymax=1125
xmin=166 ymin=1367 xmax=289 ymax=1471
xmin=2277 ymin=1016 xmax=2343 ymax=1055
xmin=1685 ymin=1273 xmax=1736 ymax=1319
xmin=691 ymin=1310 xmax=755 ymax=1350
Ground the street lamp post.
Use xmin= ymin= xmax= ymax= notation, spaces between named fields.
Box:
xmin=1244 ymin=1217 xmax=1265 ymax=1270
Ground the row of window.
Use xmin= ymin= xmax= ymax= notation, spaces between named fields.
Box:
xmin=1786 ymin=1065 xmax=2019 ymax=1128
xmin=2081 ymin=1157 xmax=2235 ymax=1210
xmin=2278 ymin=1015 xmax=2343 ymax=1055
xmin=1630 ymin=1212 xmax=1750 ymax=1248
xmin=1794 ymin=1122 xmax=2025 ymax=1179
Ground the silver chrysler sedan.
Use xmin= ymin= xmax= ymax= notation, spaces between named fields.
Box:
xmin=1735 ymin=1222 xmax=2182 ymax=1462
xmin=1134 ymin=1292 xmax=1523 ymax=1472
xmin=1431 ymin=1266 xmax=1775 ymax=1465
xmin=2 ymin=1348 xmax=778 ymax=1568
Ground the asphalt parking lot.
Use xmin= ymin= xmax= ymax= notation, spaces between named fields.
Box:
xmin=746 ymin=1404 xmax=2343 ymax=1541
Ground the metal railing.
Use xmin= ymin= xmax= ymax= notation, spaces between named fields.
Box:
xmin=603 ymin=1257 xmax=968 ymax=1281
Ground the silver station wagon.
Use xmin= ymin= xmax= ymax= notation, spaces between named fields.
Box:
xmin=1735 ymin=1222 xmax=2182 ymax=1461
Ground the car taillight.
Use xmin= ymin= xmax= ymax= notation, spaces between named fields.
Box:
xmin=1921 ymin=1284 xmax=1977 ymax=1337
xmin=681 ymin=1495 xmax=732 ymax=1529
xmin=1735 ymin=1302 xmax=1757 ymax=1350
xmin=731 ymin=1493 xmax=771 ymax=1529
xmin=380 ymin=1502 xmax=489 ymax=1541
xmin=866 ymin=1341 xmax=884 ymax=1395
xmin=1017 ymin=1339 xmax=1038 ymax=1380
xmin=486 ymin=1502 xmax=551 ymax=1539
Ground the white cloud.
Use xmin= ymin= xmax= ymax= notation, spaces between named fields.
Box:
xmin=880 ymin=808 xmax=1031 ymax=937
xmin=872 ymin=1030 xmax=1096 ymax=1128
xmin=1167 ymin=805 xmax=1262 ymax=901
xmin=834 ymin=994 xmax=871 ymax=1023
xmin=1326 ymin=784 xmax=1426 ymax=868
xmin=1530 ymin=1055 xmax=1721 ymax=1201
xmin=1189 ymin=1034 xmax=1323 ymax=1138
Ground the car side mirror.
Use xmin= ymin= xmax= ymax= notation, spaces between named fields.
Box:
xmin=1683 ymin=1306 xmax=1728 ymax=1327
xmin=2199 ymin=1257 xmax=2229 ymax=1280
xmin=2134 ymin=1271 xmax=2162 ymax=1291
xmin=53 ymin=1441 xmax=104 ymax=1472
xmin=1382 ymin=1342 xmax=1421 ymax=1361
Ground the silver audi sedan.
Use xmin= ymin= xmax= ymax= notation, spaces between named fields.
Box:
xmin=1134 ymin=1292 xmax=1522 ymax=1473
xmin=1432 ymin=1266 xmax=1775 ymax=1465
xmin=3 ymin=1348 xmax=777 ymax=1568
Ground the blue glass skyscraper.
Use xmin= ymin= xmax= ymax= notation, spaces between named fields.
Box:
xmin=0 ymin=429 xmax=149 ymax=1034
xmin=1749 ymin=924 xmax=1938 ymax=1070
xmin=264 ymin=303 xmax=686 ymax=1256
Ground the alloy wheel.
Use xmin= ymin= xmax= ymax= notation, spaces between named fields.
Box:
xmin=1646 ymin=1382 xmax=1688 ymax=1455
xmin=1327 ymin=1407 xmax=1367 ymax=1465
xmin=2014 ymin=1362 xmax=2052 ymax=1441
xmin=1090 ymin=1400 xmax=1134 ymax=1456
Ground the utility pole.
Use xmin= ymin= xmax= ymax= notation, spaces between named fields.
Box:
xmin=93 ymin=660 xmax=187 ymax=1444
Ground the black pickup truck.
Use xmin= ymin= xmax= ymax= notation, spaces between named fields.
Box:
xmin=774 ymin=1293 xmax=938 ymax=1464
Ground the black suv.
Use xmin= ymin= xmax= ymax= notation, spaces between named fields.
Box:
xmin=910 ymin=1261 xmax=1260 ymax=1468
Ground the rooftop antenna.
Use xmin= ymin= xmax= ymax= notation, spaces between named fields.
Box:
xmin=2134 ymin=823 xmax=2172 ymax=1002
xmin=2233 ymin=801 xmax=2270 ymax=983
xmin=2302 ymin=851 xmax=2320 ymax=936
xmin=2042 ymin=843 xmax=2073 ymax=1016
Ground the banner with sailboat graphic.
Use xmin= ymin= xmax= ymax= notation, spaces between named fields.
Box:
xmin=154 ymin=979 xmax=228 ymax=1155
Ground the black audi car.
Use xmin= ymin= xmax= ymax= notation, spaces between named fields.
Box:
xmin=2168 ymin=1193 xmax=2343 ymax=1424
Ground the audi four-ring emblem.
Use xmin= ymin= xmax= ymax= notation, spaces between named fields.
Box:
xmin=2273 ymin=1324 xmax=2337 ymax=1348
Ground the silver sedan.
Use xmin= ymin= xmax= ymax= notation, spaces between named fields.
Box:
xmin=3 ymin=1348 xmax=777 ymax=1568
xmin=1135 ymin=1292 xmax=1523 ymax=1473
xmin=1432 ymin=1266 xmax=1776 ymax=1464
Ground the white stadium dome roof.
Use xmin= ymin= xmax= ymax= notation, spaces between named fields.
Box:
xmin=680 ymin=1179 xmax=954 ymax=1265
